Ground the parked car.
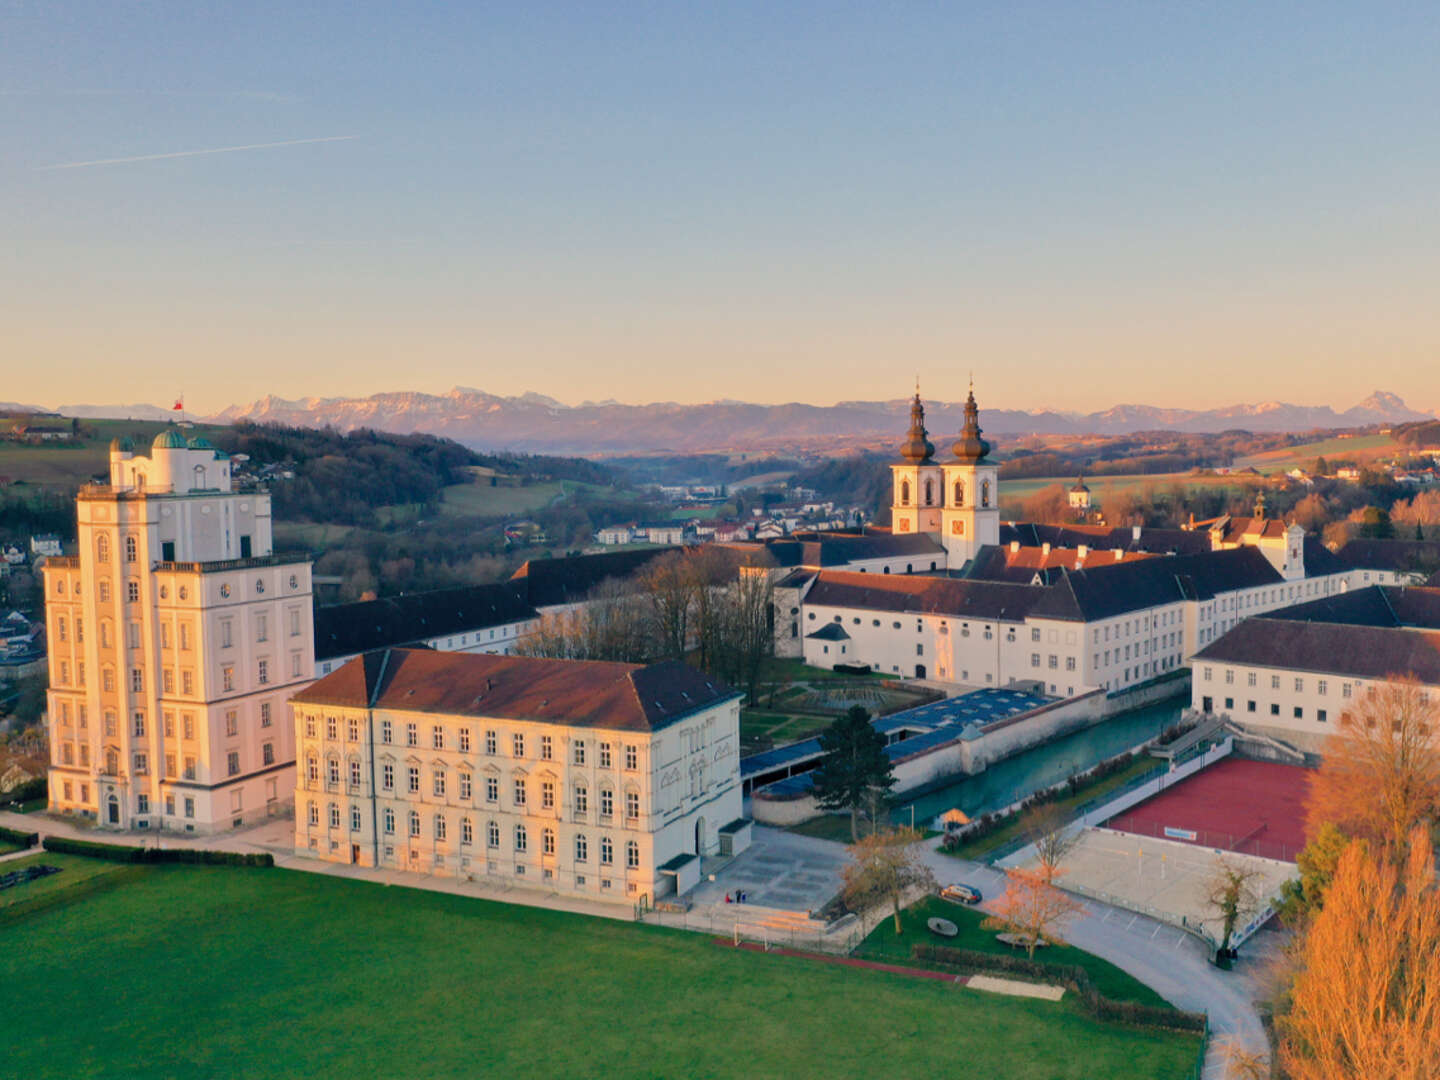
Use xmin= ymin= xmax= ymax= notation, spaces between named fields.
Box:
xmin=940 ymin=883 xmax=982 ymax=905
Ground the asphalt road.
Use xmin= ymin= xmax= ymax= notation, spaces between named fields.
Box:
xmin=923 ymin=843 xmax=1271 ymax=1078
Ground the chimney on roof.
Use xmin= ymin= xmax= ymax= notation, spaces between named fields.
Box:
xmin=1114 ymin=549 xmax=1125 ymax=562
xmin=1077 ymin=544 xmax=1089 ymax=561
xmin=1009 ymin=540 xmax=1020 ymax=553
xmin=1041 ymin=542 xmax=1051 ymax=557
xmin=1132 ymin=525 xmax=1142 ymax=543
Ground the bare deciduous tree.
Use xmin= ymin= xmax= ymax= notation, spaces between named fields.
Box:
xmin=1202 ymin=857 xmax=1263 ymax=959
xmin=1305 ymin=678 xmax=1440 ymax=859
xmin=1024 ymin=802 xmax=1079 ymax=885
xmin=841 ymin=827 xmax=936 ymax=934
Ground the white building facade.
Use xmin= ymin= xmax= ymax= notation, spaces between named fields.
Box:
xmin=1190 ymin=585 xmax=1440 ymax=752
xmin=43 ymin=431 xmax=314 ymax=833
xmin=292 ymin=648 xmax=748 ymax=904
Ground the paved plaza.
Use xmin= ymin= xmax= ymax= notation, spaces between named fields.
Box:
xmin=1019 ymin=827 xmax=1294 ymax=946
xmin=691 ymin=826 xmax=849 ymax=913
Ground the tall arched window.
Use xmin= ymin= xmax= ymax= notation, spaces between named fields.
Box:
xmin=105 ymin=747 xmax=119 ymax=774
xmin=193 ymin=465 xmax=206 ymax=489
xmin=954 ymin=480 xmax=965 ymax=506
xmin=96 ymin=534 xmax=110 ymax=564
xmin=124 ymin=536 xmax=137 ymax=563
xmin=923 ymin=479 xmax=933 ymax=506
xmin=982 ymin=480 xmax=991 ymax=507
xmin=900 ymin=479 xmax=910 ymax=506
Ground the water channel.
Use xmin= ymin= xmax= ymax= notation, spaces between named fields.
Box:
xmin=889 ymin=695 xmax=1187 ymax=827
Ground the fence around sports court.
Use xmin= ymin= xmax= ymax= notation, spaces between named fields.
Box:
xmin=991 ymin=737 xmax=1235 ymax=869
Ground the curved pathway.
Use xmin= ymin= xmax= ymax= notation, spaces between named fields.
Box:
xmin=921 ymin=842 xmax=1269 ymax=1078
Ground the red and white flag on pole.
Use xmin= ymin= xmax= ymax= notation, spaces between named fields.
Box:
xmin=173 ymin=396 xmax=184 ymax=412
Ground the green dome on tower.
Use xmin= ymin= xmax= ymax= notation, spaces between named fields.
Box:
xmin=153 ymin=428 xmax=188 ymax=450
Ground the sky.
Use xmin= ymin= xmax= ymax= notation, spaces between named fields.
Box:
xmin=4 ymin=2 xmax=1439 ymax=416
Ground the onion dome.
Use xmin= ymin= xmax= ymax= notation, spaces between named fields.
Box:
xmin=951 ymin=388 xmax=991 ymax=463
xmin=898 ymin=392 xmax=935 ymax=463
xmin=108 ymin=436 xmax=135 ymax=453
xmin=153 ymin=428 xmax=188 ymax=449
xmin=1071 ymin=476 xmax=1089 ymax=493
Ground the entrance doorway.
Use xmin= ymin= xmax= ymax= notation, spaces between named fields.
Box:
xmin=107 ymin=796 xmax=120 ymax=825
xmin=351 ymin=844 xmax=361 ymax=865
xmin=915 ymin=663 xmax=927 ymax=679
xmin=694 ymin=816 xmax=706 ymax=856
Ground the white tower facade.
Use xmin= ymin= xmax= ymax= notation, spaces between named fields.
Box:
xmin=889 ymin=392 xmax=943 ymax=536
xmin=43 ymin=431 xmax=314 ymax=833
xmin=940 ymin=388 xmax=1000 ymax=566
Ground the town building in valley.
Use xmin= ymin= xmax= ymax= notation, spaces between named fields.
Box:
xmin=291 ymin=648 xmax=749 ymax=903
xmin=42 ymin=432 xmax=314 ymax=832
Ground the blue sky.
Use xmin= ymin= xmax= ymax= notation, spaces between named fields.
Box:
xmin=4 ymin=3 xmax=1439 ymax=414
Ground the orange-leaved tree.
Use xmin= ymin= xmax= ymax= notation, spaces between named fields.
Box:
xmin=1305 ymin=678 xmax=1440 ymax=859
xmin=1278 ymin=826 xmax=1440 ymax=1080
xmin=982 ymin=866 xmax=1084 ymax=960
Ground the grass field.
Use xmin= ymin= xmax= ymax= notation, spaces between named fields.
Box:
xmin=438 ymin=478 xmax=617 ymax=519
xmin=0 ymin=419 xmax=227 ymax=491
xmin=0 ymin=850 xmax=130 ymax=910
xmin=1000 ymin=471 xmax=1257 ymax=502
xmin=0 ymin=860 xmax=1200 ymax=1079
xmin=740 ymin=708 xmax=832 ymax=747
xmin=1232 ymin=432 xmax=1397 ymax=474
xmin=856 ymin=896 xmax=1172 ymax=1008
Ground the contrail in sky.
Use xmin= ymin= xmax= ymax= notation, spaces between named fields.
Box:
xmin=37 ymin=135 xmax=358 ymax=170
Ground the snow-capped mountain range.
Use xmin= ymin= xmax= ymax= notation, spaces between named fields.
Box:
xmin=13 ymin=389 xmax=1434 ymax=453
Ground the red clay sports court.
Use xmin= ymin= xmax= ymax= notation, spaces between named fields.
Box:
xmin=1104 ymin=757 xmax=1312 ymax=862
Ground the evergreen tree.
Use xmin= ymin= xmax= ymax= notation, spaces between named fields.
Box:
xmin=1314 ymin=456 xmax=1329 ymax=476
xmin=811 ymin=706 xmax=896 ymax=841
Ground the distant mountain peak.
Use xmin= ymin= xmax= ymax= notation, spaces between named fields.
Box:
xmin=194 ymin=386 xmax=1431 ymax=453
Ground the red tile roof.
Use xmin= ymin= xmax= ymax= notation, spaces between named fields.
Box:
xmin=292 ymin=648 xmax=738 ymax=731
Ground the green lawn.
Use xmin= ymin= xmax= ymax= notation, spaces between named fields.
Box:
xmin=940 ymin=756 xmax=1158 ymax=861
xmin=438 ymin=478 xmax=617 ymax=520
xmin=740 ymin=709 xmax=833 ymax=746
xmin=856 ymin=896 xmax=1171 ymax=1008
xmin=786 ymin=814 xmax=863 ymax=843
xmin=0 ymin=850 xmax=133 ymax=911
xmin=0 ymin=861 xmax=1199 ymax=1079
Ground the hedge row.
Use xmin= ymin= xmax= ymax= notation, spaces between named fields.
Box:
xmin=911 ymin=944 xmax=1207 ymax=1033
xmin=41 ymin=836 xmax=274 ymax=867
xmin=2 ymin=777 xmax=46 ymax=806
xmin=0 ymin=825 xmax=39 ymax=849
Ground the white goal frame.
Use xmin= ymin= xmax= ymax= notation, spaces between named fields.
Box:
xmin=734 ymin=922 xmax=771 ymax=950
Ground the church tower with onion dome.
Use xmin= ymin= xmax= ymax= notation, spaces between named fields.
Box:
xmin=940 ymin=383 xmax=1000 ymax=565
xmin=889 ymin=387 xmax=944 ymax=538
